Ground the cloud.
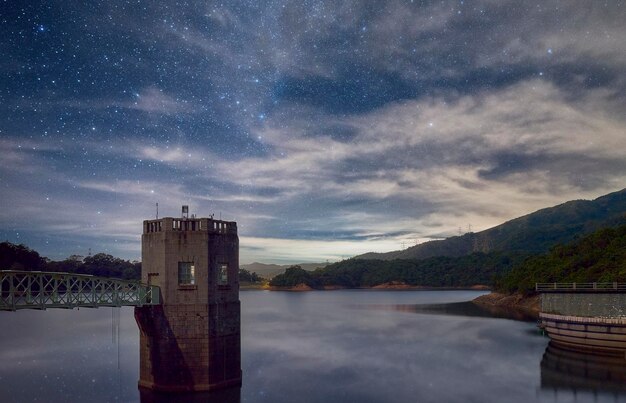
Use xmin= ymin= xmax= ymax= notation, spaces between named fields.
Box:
xmin=223 ymin=78 xmax=625 ymax=199
xmin=2 ymin=1 xmax=625 ymax=263
xmin=125 ymin=87 xmax=190 ymax=114
xmin=240 ymin=236 xmax=401 ymax=263
xmin=103 ymin=78 xmax=625 ymax=263
xmin=3 ymin=78 xmax=625 ymax=263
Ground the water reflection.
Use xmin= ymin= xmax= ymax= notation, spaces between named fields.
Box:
xmin=139 ymin=386 xmax=241 ymax=403
xmin=541 ymin=342 xmax=626 ymax=396
xmin=3 ymin=291 xmax=626 ymax=402
xmin=353 ymin=300 xmax=539 ymax=322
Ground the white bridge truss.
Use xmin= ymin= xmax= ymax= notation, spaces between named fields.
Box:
xmin=0 ymin=270 xmax=160 ymax=311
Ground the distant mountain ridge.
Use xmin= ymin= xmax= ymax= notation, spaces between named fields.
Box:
xmin=357 ymin=188 xmax=626 ymax=261
xmin=240 ymin=262 xmax=327 ymax=279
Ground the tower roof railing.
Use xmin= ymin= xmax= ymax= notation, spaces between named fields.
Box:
xmin=143 ymin=217 xmax=237 ymax=234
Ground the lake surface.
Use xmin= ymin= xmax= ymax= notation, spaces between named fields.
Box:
xmin=0 ymin=290 xmax=624 ymax=402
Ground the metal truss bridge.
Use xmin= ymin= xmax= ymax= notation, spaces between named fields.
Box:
xmin=0 ymin=270 xmax=160 ymax=311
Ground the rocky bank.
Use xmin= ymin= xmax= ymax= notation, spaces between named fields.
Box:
xmin=472 ymin=292 xmax=540 ymax=314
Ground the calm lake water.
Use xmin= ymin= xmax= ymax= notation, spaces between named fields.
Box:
xmin=0 ymin=290 xmax=624 ymax=402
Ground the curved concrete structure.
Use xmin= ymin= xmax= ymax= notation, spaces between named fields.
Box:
xmin=538 ymin=284 xmax=626 ymax=356
xmin=540 ymin=313 xmax=626 ymax=355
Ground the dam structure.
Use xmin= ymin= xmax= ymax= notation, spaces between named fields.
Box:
xmin=135 ymin=211 xmax=242 ymax=392
xmin=537 ymin=283 xmax=626 ymax=356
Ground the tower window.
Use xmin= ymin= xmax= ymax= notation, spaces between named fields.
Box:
xmin=178 ymin=262 xmax=195 ymax=285
xmin=219 ymin=263 xmax=228 ymax=285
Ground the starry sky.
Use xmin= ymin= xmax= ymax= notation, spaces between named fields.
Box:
xmin=1 ymin=1 xmax=625 ymax=264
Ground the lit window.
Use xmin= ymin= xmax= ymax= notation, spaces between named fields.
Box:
xmin=219 ymin=263 xmax=228 ymax=285
xmin=178 ymin=262 xmax=195 ymax=285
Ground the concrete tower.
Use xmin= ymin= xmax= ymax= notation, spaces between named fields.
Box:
xmin=135 ymin=210 xmax=241 ymax=392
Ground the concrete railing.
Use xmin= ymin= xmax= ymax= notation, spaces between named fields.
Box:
xmin=144 ymin=217 xmax=237 ymax=234
xmin=536 ymin=282 xmax=626 ymax=292
xmin=539 ymin=312 xmax=626 ymax=324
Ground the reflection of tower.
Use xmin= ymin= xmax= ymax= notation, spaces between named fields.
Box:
xmin=139 ymin=386 xmax=241 ymax=403
xmin=135 ymin=208 xmax=241 ymax=392
xmin=541 ymin=342 xmax=626 ymax=395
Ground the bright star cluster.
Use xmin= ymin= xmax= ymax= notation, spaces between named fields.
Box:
xmin=1 ymin=1 xmax=625 ymax=263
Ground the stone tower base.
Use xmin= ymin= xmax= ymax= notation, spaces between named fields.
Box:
xmin=135 ymin=304 xmax=242 ymax=392
xmin=139 ymin=386 xmax=241 ymax=403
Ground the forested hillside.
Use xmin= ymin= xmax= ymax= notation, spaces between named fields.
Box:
xmin=271 ymin=223 xmax=626 ymax=291
xmin=1 ymin=241 xmax=263 ymax=284
xmin=270 ymin=252 xmax=528 ymax=288
xmin=0 ymin=241 xmax=141 ymax=279
xmin=358 ymin=188 xmax=626 ymax=261
xmin=497 ymin=224 xmax=626 ymax=295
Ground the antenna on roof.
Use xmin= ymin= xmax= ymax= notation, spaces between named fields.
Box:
xmin=156 ymin=202 xmax=159 ymax=219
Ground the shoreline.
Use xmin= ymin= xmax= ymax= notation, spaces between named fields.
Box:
xmin=472 ymin=292 xmax=540 ymax=314
xmin=241 ymin=283 xmax=538 ymax=316
xmin=264 ymin=283 xmax=492 ymax=292
xmin=241 ymin=285 xmax=540 ymax=321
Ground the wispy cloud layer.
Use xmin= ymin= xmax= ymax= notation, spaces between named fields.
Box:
xmin=1 ymin=1 xmax=625 ymax=262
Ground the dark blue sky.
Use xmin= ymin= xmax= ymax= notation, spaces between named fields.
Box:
xmin=1 ymin=1 xmax=625 ymax=263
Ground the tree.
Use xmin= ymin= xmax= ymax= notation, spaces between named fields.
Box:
xmin=269 ymin=265 xmax=320 ymax=288
xmin=0 ymin=241 xmax=47 ymax=271
xmin=239 ymin=268 xmax=262 ymax=283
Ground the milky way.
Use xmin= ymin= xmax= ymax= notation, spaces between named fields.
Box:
xmin=1 ymin=1 xmax=625 ymax=263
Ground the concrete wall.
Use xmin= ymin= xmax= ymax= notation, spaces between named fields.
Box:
xmin=542 ymin=293 xmax=626 ymax=318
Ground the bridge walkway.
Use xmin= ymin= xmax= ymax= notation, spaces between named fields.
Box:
xmin=0 ymin=270 xmax=160 ymax=311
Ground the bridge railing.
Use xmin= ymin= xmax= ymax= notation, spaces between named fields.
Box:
xmin=536 ymin=282 xmax=626 ymax=292
xmin=0 ymin=270 xmax=160 ymax=311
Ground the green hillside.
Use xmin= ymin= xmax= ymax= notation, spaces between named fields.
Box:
xmin=0 ymin=241 xmax=141 ymax=279
xmin=498 ymin=224 xmax=626 ymax=295
xmin=270 ymin=252 xmax=528 ymax=288
xmin=358 ymin=188 xmax=626 ymax=260
xmin=271 ymin=223 xmax=626 ymax=290
xmin=240 ymin=261 xmax=327 ymax=279
xmin=1 ymin=241 xmax=268 ymax=285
